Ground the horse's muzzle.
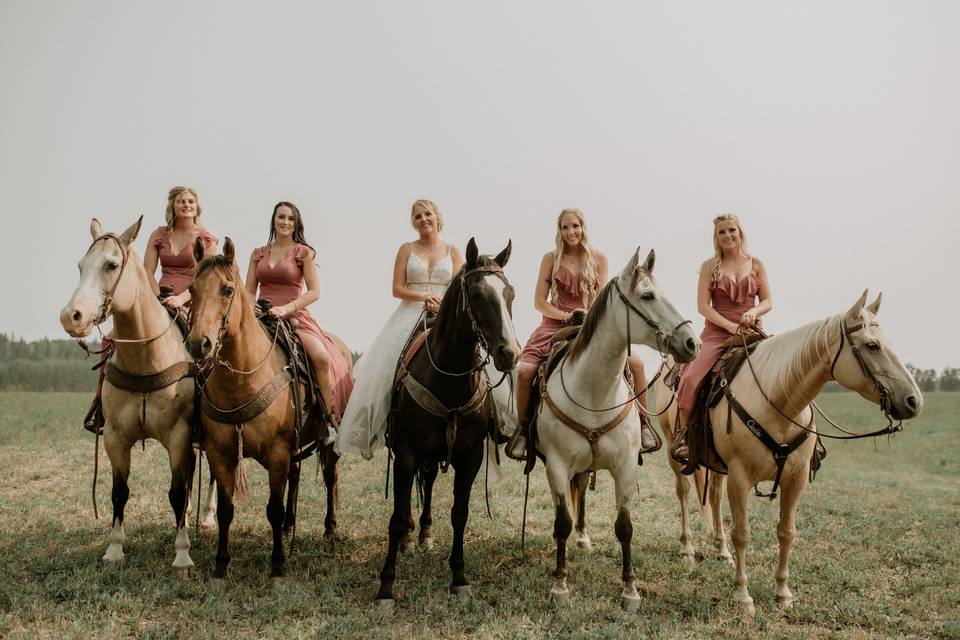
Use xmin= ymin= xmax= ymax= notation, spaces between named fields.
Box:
xmin=186 ymin=334 xmax=215 ymax=362
xmin=59 ymin=304 xmax=94 ymax=338
xmin=492 ymin=342 xmax=521 ymax=373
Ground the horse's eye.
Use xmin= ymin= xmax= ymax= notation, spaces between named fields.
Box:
xmin=104 ymin=262 xmax=118 ymax=271
xmin=641 ymin=292 xmax=655 ymax=301
xmin=221 ymin=286 xmax=234 ymax=297
xmin=866 ymin=341 xmax=881 ymax=351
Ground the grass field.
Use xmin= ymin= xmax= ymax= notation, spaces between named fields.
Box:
xmin=0 ymin=392 xmax=957 ymax=639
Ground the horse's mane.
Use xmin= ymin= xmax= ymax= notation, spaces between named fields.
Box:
xmin=745 ymin=314 xmax=840 ymax=402
xmin=194 ymin=254 xmax=238 ymax=281
xmin=566 ymin=278 xmax=617 ymax=363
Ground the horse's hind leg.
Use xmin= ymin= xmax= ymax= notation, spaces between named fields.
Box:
xmin=283 ymin=460 xmax=301 ymax=537
xmin=321 ymin=448 xmax=340 ymax=539
xmin=200 ymin=477 xmax=217 ymax=529
xmin=707 ymin=474 xmax=732 ymax=564
xmin=103 ymin=431 xmax=132 ymax=563
xmin=613 ymin=465 xmax=641 ymax=612
xmin=375 ymin=447 xmax=416 ymax=605
xmin=775 ymin=469 xmax=807 ymax=609
xmin=570 ymin=472 xmax=592 ymax=551
xmin=449 ymin=445 xmax=483 ymax=598
xmin=167 ymin=428 xmax=196 ymax=577
xmin=267 ymin=452 xmax=291 ymax=578
xmin=418 ymin=462 xmax=439 ymax=549
xmin=661 ymin=410 xmax=697 ymax=566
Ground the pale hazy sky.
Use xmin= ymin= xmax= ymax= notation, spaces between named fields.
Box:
xmin=2 ymin=1 xmax=957 ymax=372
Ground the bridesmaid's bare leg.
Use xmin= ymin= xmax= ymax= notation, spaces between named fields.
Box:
xmin=299 ymin=332 xmax=337 ymax=439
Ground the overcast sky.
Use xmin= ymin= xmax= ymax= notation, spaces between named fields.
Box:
xmin=2 ymin=1 xmax=956 ymax=372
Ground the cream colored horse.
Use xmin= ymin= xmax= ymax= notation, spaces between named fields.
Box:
xmin=60 ymin=217 xmax=198 ymax=576
xmin=536 ymin=249 xmax=700 ymax=610
xmin=655 ymin=291 xmax=923 ymax=614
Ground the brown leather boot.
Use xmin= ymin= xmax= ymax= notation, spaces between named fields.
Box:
xmin=670 ymin=427 xmax=689 ymax=465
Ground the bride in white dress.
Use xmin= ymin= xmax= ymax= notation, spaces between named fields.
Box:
xmin=337 ymin=201 xmax=517 ymax=472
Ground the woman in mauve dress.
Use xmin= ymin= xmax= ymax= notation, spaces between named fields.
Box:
xmin=671 ymin=213 xmax=772 ymax=463
xmin=84 ymin=186 xmax=218 ymax=433
xmin=245 ymin=202 xmax=353 ymax=441
xmin=506 ymin=208 xmax=656 ymax=460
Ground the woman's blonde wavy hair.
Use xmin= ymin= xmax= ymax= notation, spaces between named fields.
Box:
xmin=164 ymin=186 xmax=203 ymax=230
xmin=709 ymin=213 xmax=750 ymax=281
xmin=550 ymin=208 xmax=600 ymax=307
xmin=410 ymin=199 xmax=444 ymax=232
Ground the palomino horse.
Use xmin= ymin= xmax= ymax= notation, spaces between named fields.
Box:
xmin=536 ymin=248 xmax=700 ymax=610
xmin=654 ymin=291 xmax=923 ymax=614
xmin=59 ymin=217 xmax=198 ymax=576
xmin=185 ymin=239 xmax=352 ymax=579
xmin=374 ymin=239 xmax=520 ymax=607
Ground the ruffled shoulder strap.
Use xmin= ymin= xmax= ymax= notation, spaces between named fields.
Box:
xmin=251 ymin=245 xmax=269 ymax=263
xmin=293 ymin=244 xmax=315 ymax=267
xmin=152 ymin=226 xmax=168 ymax=250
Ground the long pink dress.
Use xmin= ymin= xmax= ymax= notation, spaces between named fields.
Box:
xmin=676 ymin=262 xmax=763 ymax=411
xmin=520 ymin=266 xmax=584 ymax=365
xmin=152 ymin=227 xmax=218 ymax=294
xmin=251 ymin=244 xmax=353 ymax=419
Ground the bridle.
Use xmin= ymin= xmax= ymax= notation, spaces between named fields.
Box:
xmin=613 ymin=277 xmax=692 ymax=358
xmin=556 ymin=277 xmax=693 ymax=415
xmin=422 ymin=263 xmax=514 ymax=388
xmin=828 ymin=318 xmax=894 ymax=419
xmin=76 ymin=233 xmax=180 ymax=350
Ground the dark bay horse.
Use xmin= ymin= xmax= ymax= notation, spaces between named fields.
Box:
xmin=186 ymin=239 xmax=351 ymax=579
xmin=374 ymin=238 xmax=521 ymax=607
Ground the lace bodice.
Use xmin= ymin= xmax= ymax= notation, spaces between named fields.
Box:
xmin=405 ymin=245 xmax=452 ymax=296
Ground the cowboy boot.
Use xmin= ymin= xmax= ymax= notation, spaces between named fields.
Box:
xmin=638 ymin=412 xmax=661 ymax=454
xmin=670 ymin=426 xmax=689 ymax=466
xmin=505 ymin=421 xmax=528 ymax=461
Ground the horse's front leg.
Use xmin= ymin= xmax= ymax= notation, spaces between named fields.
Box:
xmin=775 ymin=466 xmax=808 ymax=609
xmin=166 ymin=422 xmax=196 ymax=577
xmin=727 ymin=463 xmax=756 ymax=616
xmin=449 ymin=443 xmax=483 ymax=598
xmin=267 ymin=450 xmax=291 ymax=578
xmin=207 ymin=444 xmax=237 ymax=582
xmin=570 ymin=472 xmax=592 ymax=551
xmin=102 ymin=429 xmax=132 ymax=564
xmin=661 ymin=412 xmax=697 ymax=566
xmin=200 ymin=477 xmax=217 ymax=529
xmin=543 ymin=455 xmax=574 ymax=606
xmin=418 ymin=462 xmax=439 ymax=549
xmin=375 ymin=446 xmax=416 ymax=606
xmin=613 ymin=461 xmax=641 ymax=612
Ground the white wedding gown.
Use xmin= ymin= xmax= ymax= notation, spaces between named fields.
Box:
xmin=336 ymin=246 xmax=515 ymax=483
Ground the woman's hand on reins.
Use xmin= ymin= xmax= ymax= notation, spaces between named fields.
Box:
xmin=163 ymin=292 xmax=189 ymax=309
xmin=268 ymin=304 xmax=294 ymax=319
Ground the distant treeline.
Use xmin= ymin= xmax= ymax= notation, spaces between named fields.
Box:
xmin=0 ymin=334 xmax=101 ymax=392
xmin=0 ymin=334 xmax=955 ymax=393
xmin=823 ymin=364 xmax=958 ymax=392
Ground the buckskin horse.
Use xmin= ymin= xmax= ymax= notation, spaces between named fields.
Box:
xmin=60 ymin=217 xmax=199 ymax=576
xmin=374 ymin=238 xmax=520 ymax=607
xmin=185 ymin=238 xmax=352 ymax=580
xmin=532 ymin=248 xmax=700 ymax=610
xmin=654 ymin=291 xmax=923 ymax=614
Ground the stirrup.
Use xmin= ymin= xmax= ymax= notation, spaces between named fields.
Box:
xmin=505 ymin=426 xmax=528 ymax=461
xmin=670 ymin=432 xmax=689 ymax=466
xmin=638 ymin=412 xmax=661 ymax=454
xmin=83 ymin=398 xmax=104 ymax=436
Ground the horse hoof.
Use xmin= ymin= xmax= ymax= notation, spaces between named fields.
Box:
xmin=450 ymin=584 xmax=471 ymax=600
xmin=420 ymin=536 xmax=434 ymax=550
xmin=681 ymin=553 xmax=696 ymax=570
xmin=400 ymin=538 xmax=414 ymax=553
xmin=620 ymin=591 xmax=641 ymax=612
xmin=550 ymin=587 xmax=570 ymax=607
xmin=576 ymin=535 xmax=592 ymax=552
xmin=199 ymin=518 xmax=217 ymax=530
xmin=374 ymin=598 xmax=394 ymax=612
xmin=324 ymin=529 xmax=338 ymax=541
xmin=207 ymin=578 xmax=226 ymax=592
xmin=174 ymin=564 xmax=194 ymax=579
xmin=777 ymin=594 xmax=794 ymax=610
xmin=736 ymin=597 xmax=756 ymax=617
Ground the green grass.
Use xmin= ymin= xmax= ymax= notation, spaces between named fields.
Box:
xmin=0 ymin=392 xmax=957 ymax=639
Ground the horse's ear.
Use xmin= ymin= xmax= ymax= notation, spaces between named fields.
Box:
xmin=640 ymin=248 xmax=655 ymax=275
xmin=619 ymin=247 xmax=642 ymax=282
xmin=119 ymin=215 xmax=143 ymax=246
xmin=223 ymin=237 xmax=235 ymax=265
xmin=89 ymin=218 xmax=103 ymax=240
xmin=493 ymin=240 xmax=512 ymax=268
xmin=193 ymin=237 xmax=205 ymax=264
xmin=867 ymin=292 xmax=882 ymax=315
xmin=845 ymin=289 xmax=869 ymax=321
xmin=465 ymin=237 xmax=478 ymax=267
